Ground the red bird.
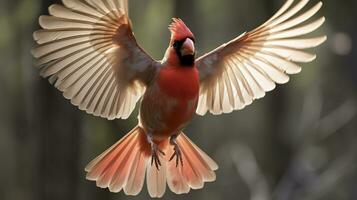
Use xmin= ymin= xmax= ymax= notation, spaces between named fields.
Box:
xmin=32 ymin=0 xmax=326 ymax=197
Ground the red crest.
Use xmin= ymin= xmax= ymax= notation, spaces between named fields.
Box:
xmin=169 ymin=18 xmax=194 ymax=42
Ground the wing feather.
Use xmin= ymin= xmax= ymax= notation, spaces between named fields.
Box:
xmin=32 ymin=0 xmax=157 ymax=120
xmin=196 ymin=0 xmax=326 ymax=115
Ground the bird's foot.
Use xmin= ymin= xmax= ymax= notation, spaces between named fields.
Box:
xmin=147 ymin=134 xmax=165 ymax=170
xmin=150 ymin=143 xmax=165 ymax=170
xmin=169 ymin=135 xmax=183 ymax=167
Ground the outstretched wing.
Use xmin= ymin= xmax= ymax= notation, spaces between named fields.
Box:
xmin=196 ymin=0 xmax=326 ymax=115
xmin=32 ymin=0 xmax=158 ymax=120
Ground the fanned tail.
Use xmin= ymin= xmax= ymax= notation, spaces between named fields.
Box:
xmin=165 ymin=132 xmax=218 ymax=195
xmin=85 ymin=126 xmax=150 ymax=195
xmin=85 ymin=128 xmax=218 ymax=198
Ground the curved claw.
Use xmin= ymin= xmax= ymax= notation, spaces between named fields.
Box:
xmin=169 ymin=136 xmax=183 ymax=167
xmin=151 ymin=143 xmax=165 ymax=170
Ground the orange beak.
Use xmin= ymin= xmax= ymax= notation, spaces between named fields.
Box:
xmin=180 ymin=38 xmax=195 ymax=56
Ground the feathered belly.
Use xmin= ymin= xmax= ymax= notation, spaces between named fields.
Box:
xmin=140 ymin=85 xmax=198 ymax=139
xmin=140 ymin=66 xmax=200 ymax=140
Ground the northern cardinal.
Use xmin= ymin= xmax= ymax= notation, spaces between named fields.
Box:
xmin=32 ymin=0 xmax=326 ymax=197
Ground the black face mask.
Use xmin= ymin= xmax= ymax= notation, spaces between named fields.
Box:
xmin=172 ymin=38 xmax=196 ymax=67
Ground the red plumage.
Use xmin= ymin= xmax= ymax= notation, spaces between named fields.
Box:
xmin=32 ymin=0 xmax=326 ymax=198
xmin=169 ymin=18 xmax=195 ymax=42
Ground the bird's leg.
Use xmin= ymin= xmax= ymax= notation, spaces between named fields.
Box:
xmin=169 ymin=134 xmax=183 ymax=167
xmin=147 ymin=133 xmax=165 ymax=170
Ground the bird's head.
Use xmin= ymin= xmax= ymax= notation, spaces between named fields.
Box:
xmin=165 ymin=18 xmax=195 ymax=67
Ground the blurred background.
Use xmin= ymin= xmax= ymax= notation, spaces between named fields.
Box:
xmin=0 ymin=0 xmax=356 ymax=200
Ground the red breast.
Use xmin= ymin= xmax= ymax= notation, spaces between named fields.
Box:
xmin=157 ymin=66 xmax=199 ymax=99
xmin=155 ymin=65 xmax=200 ymax=135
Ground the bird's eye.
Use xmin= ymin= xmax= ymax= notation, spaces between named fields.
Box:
xmin=172 ymin=42 xmax=179 ymax=49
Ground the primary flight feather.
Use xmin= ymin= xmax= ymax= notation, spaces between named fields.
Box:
xmin=32 ymin=0 xmax=326 ymax=197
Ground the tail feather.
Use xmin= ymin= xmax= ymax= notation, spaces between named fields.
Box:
xmin=123 ymin=150 xmax=148 ymax=195
xmin=107 ymin=135 xmax=140 ymax=192
xmin=85 ymin=129 xmax=136 ymax=174
xmin=146 ymin=154 xmax=167 ymax=198
xmin=85 ymin=127 xmax=218 ymax=197
xmin=166 ymin=147 xmax=190 ymax=194
xmin=97 ymin=133 xmax=138 ymax=189
xmin=181 ymin=149 xmax=204 ymax=189
xmin=166 ymin=132 xmax=218 ymax=193
xmin=180 ymin=134 xmax=218 ymax=179
xmin=179 ymin=141 xmax=204 ymax=189
xmin=85 ymin=126 xmax=149 ymax=194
